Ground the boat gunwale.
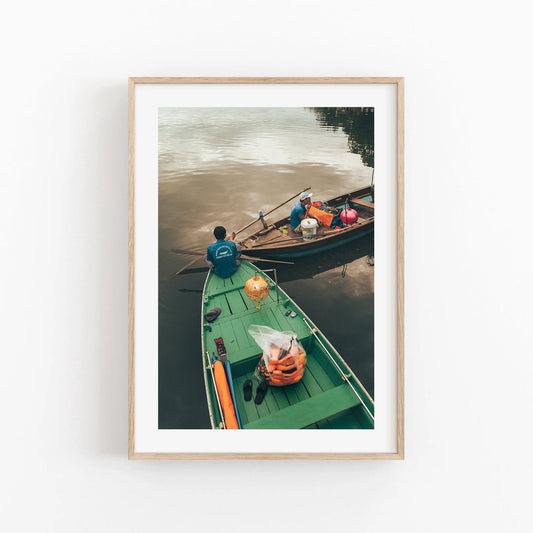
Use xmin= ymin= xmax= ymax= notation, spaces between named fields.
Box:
xmin=248 ymin=219 xmax=374 ymax=252
xmin=200 ymin=267 xmax=217 ymax=429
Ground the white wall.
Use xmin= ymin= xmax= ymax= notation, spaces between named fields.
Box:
xmin=1 ymin=1 xmax=532 ymax=531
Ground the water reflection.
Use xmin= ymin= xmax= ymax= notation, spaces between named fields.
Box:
xmin=159 ymin=108 xmax=371 ymax=177
xmin=310 ymin=108 xmax=374 ymax=168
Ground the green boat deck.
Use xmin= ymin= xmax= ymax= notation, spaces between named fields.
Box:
xmin=202 ymin=261 xmax=374 ymax=429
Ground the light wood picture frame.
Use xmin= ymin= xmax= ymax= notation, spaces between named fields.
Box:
xmin=129 ymin=77 xmax=404 ymax=459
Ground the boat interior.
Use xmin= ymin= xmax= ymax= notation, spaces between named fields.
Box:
xmin=203 ymin=264 xmax=374 ymax=430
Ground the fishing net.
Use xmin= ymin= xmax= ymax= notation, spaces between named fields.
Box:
xmin=248 ymin=324 xmax=307 ymax=386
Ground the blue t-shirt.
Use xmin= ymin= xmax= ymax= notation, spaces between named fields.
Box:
xmin=206 ymin=240 xmax=240 ymax=278
xmin=290 ymin=202 xmax=306 ymax=229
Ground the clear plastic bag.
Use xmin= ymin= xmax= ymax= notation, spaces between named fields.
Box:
xmin=248 ymin=324 xmax=307 ymax=386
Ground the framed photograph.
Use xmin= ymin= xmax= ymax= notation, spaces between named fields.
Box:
xmin=129 ymin=77 xmax=404 ymax=459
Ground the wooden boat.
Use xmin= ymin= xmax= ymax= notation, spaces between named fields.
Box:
xmin=238 ymin=186 xmax=374 ymax=259
xmin=201 ymin=260 xmax=374 ymax=429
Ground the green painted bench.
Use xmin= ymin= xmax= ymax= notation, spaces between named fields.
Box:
xmin=243 ymin=383 xmax=360 ymax=429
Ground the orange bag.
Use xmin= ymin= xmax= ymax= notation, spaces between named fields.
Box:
xmin=249 ymin=325 xmax=307 ymax=387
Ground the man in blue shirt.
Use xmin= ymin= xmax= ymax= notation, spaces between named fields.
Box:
xmin=290 ymin=191 xmax=313 ymax=233
xmin=206 ymin=226 xmax=241 ymax=278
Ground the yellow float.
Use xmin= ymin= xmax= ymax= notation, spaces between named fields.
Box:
xmin=244 ymin=274 xmax=270 ymax=310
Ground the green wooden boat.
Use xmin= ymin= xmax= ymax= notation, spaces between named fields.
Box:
xmin=201 ymin=260 xmax=375 ymax=429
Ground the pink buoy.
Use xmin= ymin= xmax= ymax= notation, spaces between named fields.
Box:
xmin=340 ymin=208 xmax=358 ymax=225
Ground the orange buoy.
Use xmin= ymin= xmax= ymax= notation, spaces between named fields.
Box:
xmin=244 ymin=275 xmax=270 ymax=310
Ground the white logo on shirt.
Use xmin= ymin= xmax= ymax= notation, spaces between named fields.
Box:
xmin=215 ymin=245 xmax=233 ymax=258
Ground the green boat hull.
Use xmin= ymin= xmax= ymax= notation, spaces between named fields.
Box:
xmin=201 ymin=260 xmax=374 ymax=429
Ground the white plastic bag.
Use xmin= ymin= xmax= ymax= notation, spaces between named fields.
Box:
xmin=248 ymin=324 xmax=307 ymax=386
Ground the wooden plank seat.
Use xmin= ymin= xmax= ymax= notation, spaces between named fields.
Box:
xmin=243 ymin=383 xmax=360 ymax=429
xmin=350 ymin=198 xmax=374 ymax=208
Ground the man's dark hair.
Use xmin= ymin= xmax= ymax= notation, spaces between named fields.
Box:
xmin=214 ymin=226 xmax=226 ymax=240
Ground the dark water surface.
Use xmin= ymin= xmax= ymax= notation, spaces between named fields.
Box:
xmin=158 ymin=108 xmax=374 ymax=429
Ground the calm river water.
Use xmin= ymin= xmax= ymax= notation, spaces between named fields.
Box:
xmin=159 ymin=107 xmax=374 ymax=429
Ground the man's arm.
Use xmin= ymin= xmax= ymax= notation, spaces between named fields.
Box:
xmin=232 ymin=239 xmax=242 ymax=265
xmin=299 ymin=205 xmax=321 ymax=225
xmin=229 ymin=232 xmax=242 ymax=256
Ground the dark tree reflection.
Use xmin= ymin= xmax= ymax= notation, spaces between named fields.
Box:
xmin=310 ymin=108 xmax=374 ymax=168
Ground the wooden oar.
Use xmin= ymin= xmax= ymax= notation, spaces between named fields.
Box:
xmin=243 ymin=256 xmax=293 ymax=265
xmin=171 ymin=248 xmax=206 ymax=256
xmin=254 ymin=233 xmax=291 ymax=246
xmin=170 ymin=248 xmax=293 ymax=265
xmin=233 ymin=187 xmax=311 ymax=237
xmin=165 ymin=251 xmax=294 ymax=279
xmin=323 ymin=226 xmax=353 ymax=235
xmin=250 ymin=236 xmax=303 ymax=247
xmin=164 ymin=255 xmax=206 ymax=281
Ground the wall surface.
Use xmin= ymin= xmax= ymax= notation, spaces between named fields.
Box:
xmin=1 ymin=1 xmax=532 ymax=531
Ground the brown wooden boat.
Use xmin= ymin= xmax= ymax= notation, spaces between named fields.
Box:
xmin=239 ymin=186 xmax=374 ymax=259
